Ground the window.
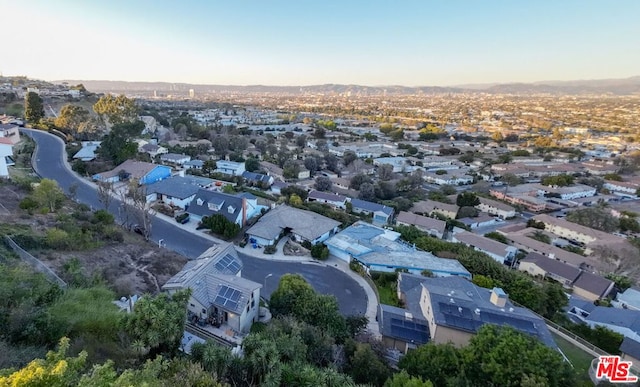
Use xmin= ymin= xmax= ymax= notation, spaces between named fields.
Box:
xmin=202 ymin=308 xmax=207 ymax=314
xmin=251 ymin=300 xmax=255 ymax=308
xmin=190 ymin=303 xmax=195 ymax=308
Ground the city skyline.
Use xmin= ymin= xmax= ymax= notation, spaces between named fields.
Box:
xmin=2 ymin=0 xmax=639 ymax=86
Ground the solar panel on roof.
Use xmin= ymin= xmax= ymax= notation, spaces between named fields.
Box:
xmin=215 ymin=254 xmax=242 ymax=274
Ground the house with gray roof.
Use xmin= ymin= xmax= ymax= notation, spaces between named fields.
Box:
xmin=245 ymin=205 xmax=340 ymax=246
xmin=614 ymin=288 xmax=640 ymax=311
xmin=307 ymin=190 xmax=347 ymax=209
xmin=585 ymin=307 xmax=640 ymax=343
xmin=160 ymin=153 xmax=191 ymax=165
xmin=187 ymin=189 xmax=264 ymax=226
xmin=242 ymin=171 xmax=274 ymax=187
xmin=92 ymin=159 xmax=172 ymax=185
xmin=145 ymin=175 xmax=203 ymax=209
xmin=621 ymin=337 xmax=640 ymax=368
xmin=73 ymin=141 xmax=101 ymax=161
xmin=349 ymin=198 xmax=394 ymax=225
xmin=396 ymin=211 xmax=446 ymax=239
xmin=325 ymin=221 xmax=471 ymax=278
xmin=519 ymin=252 xmax=613 ymax=301
xmin=377 ymin=304 xmax=430 ymax=354
xmin=163 ymin=243 xmax=261 ymax=342
xmin=184 ymin=160 xmax=204 ymax=170
xmin=452 ymin=231 xmax=517 ymax=265
xmin=396 ymin=273 xmax=557 ymax=349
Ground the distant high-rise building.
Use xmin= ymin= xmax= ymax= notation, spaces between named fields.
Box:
xmin=189 ymin=89 xmax=195 ymax=98
xmin=153 ymin=90 xmax=158 ymax=98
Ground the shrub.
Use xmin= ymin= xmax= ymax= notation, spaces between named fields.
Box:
xmin=45 ymin=228 xmax=72 ymax=250
xmin=310 ymin=243 xmax=330 ymax=260
xmin=264 ymin=245 xmax=277 ymax=254
xmin=19 ymin=197 xmax=39 ymax=212
xmin=92 ymin=209 xmax=114 ymax=225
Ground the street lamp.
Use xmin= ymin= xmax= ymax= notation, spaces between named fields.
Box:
xmin=264 ymin=273 xmax=273 ymax=290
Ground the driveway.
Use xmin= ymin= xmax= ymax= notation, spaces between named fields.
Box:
xmin=22 ymin=129 xmax=367 ymax=316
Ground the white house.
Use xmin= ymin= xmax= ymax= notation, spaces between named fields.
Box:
xmin=307 ymin=191 xmax=348 ymax=209
xmin=160 ymin=153 xmax=191 ymax=166
xmin=476 ymin=197 xmax=517 ymax=219
xmin=0 ymin=138 xmax=14 ymax=177
xmin=604 ymin=181 xmax=639 ymax=197
xmin=423 ymin=170 xmax=474 ymax=186
xmin=452 ymin=231 xmax=517 ymax=264
xmin=0 ymin=124 xmax=20 ymax=145
xmin=215 ymin=160 xmax=246 ymax=176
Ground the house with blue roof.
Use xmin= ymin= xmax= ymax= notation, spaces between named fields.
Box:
xmin=187 ymin=189 xmax=265 ymax=227
xmin=349 ymin=198 xmax=394 ymax=225
xmin=242 ymin=171 xmax=274 ymax=187
xmin=72 ymin=141 xmax=101 ymax=161
xmin=325 ymin=221 xmax=471 ymax=278
xmin=92 ymin=159 xmax=171 ymax=185
xmin=393 ymin=273 xmax=557 ymax=349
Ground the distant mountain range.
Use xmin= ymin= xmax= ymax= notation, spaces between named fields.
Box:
xmin=54 ymin=76 xmax=640 ymax=96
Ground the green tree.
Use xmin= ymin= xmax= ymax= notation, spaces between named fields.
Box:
xmin=32 ymin=178 xmax=65 ymax=212
xmin=456 ymin=192 xmax=480 ymax=207
xmin=283 ymin=160 xmax=301 ymax=179
xmin=349 ymin=174 xmax=372 ymax=190
xmin=461 ymin=325 xmax=576 ymax=387
xmin=289 ymin=193 xmax=303 ymax=207
xmin=347 ymin=343 xmax=391 ymax=386
xmin=24 ymin=91 xmax=44 ymax=123
xmin=121 ymin=290 xmax=190 ymax=357
xmin=484 ymin=231 xmax=508 ymax=244
xmin=314 ymin=176 xmax=332 ymax=192
xmin=97 ymin=123 xmax=139 ymax=165
xmin=93 ymin=94 xmax=138 ymax=127
xmin=566 ymin=207 xmax=619 ymax=232
xmin=245 ymin=157 xmax=260 ymax=173
xmin=542 ymin=174 xmax=575 ymax=187
xmin=620 ymin=217 xmax=640 ymax=233
xmin=55 ymin=104 xmax=92 ymax=136
xmin=398 ymin=342 xmax=461 ymax=387
xmin=385 ymin=370 xmax=433 ymax=387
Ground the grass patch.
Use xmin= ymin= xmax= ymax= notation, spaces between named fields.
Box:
xmin=371 ymin=271 xmax=402 ymax=307
xmin=552 ymin=332 xmax=594 ymax=383
xmin=376 ymin=284 xmax=401 ymax=307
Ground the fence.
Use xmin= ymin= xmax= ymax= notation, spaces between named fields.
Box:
xmin=4 ymin=236 xmax=67 ymax=288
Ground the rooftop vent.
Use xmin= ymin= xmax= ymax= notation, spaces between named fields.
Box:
xmin=467 ymin=291 xmax=474 ymax=297
xmin=474 ymin=308 xmax=481 ymax=315
xmin=458 ymin=307 xmax=463 ymax=314
xmin=509 ymin=307 xmax=514 ymax=312
xmin=450 ymin=298 xmax=455 ymax=304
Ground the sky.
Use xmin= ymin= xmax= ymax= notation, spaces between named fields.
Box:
xmin=2 ymin=0 xmax=639 ymax=86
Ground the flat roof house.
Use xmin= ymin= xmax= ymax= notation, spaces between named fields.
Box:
xmin=349 ymin=198 xmax=394 ymax=225
xmin=215 ymin=160 xmax=246 ymax=176
xmin=245 ymin=205 xmax=340 ymax=247
xmin=161 ymin=153 xmax=191 ymax=165
xmin=476 ymin=197 xmax=517 ymax=219
xmin=325 ymin=221 xmax=471 ymax=278
xmin=397 ymin=273 xmax=557 ymax=349
xmin=0 ymin=138 xmax=13 ymax=177
xmin=92 ymin=159 xmax=171 ymax=185
xmin=163 ymin=243 xmax=261 ymax=345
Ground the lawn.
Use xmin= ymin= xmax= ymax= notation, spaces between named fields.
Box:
xmin=552 ymin=332 xmax=595 ymax=383
xmin=376 ymin=283 xmax=401 ymax=306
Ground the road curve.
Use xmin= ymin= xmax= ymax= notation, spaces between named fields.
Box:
xmin=22 ymin=129 xmax=367 ymax=315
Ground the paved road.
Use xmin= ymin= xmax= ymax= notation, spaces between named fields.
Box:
xmin=23 ymin=129 xmax=367 ymax=316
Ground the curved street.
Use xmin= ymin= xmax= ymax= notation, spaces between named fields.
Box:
xmin=22 ymin=129 xmax=368 ymax=316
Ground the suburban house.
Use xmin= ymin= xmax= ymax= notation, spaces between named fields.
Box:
xmin=373 ymin=157 xmax=411 ymax=173
xmin=423 ymin=170 xmax=474 ymax=186
xmin=325 ymin=221 xmax=471 ymax=278
xmin=184 ymin=160 xmax=204 ymax=170
xmin=349 ymin=198 xmax=395 ymax=225
xmin=242 ymin=171 xmax=274 ymax=187
xmin=245 ymin=205 xmax=340 ymax=246
xmin=518 ymin=252 xmax=614 ymax=301
xmin=620 ymin=337 xmax=640 ymax=368
xmin=584 ymin=307 xmax=640 ymax=343
xmin=396 ymin=273 xmax=557 ymax=349
xmin=396 ymin=211 xmax=446 ymax=239
xmin=377 ymin=304 xmax=430 ymax=354
xmin=457 ymin=213 xmax=497 ymax=229
xmin=452 ymin=231 xmax=517 ymax=265
xmin=160 ymin=153 xmax=192 ymax=166
xmin=604 ymin=180 xmax=640 ymax=198
xmin=187 ymin=190 xmax=264 ymax=226
xmin=476 ymin=197 xmax=517 ymax=219
xmin=411 ymin=199 xmax=459 ymax=220
xmin=0 ymin=138 xmax=13 ymax=177
xmin=270 ymin=181 xmax=289 ymax=195
xmin=260 ymin=161 xmax=284 ymax=180
xmin=162 ymin=243 xmax=261 ymax=344
xmin=614 ymin=288 xmax=640 ymax=311
xmin=215 ymin=160 xmax=246 ymax=176
xmin=92 ymin=160 xmax=172 ymax=185
xmin=0 ymin=123 xmax=20 ymax=144
xmin=139 ymin=142 xmax=168 ymax=157
xmin=307 ymin=191 xmax=348 ymax=209
xmin=537 ymin=184 xmax=597 ymax=200
xmin=72 ymin=141 xmax=101 ymax=161
xmin=145 ymin=175 xmax=204 ymax=209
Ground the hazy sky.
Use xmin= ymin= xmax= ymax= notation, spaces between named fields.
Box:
xmin=2 ymin=0 xmax=639 ymax=86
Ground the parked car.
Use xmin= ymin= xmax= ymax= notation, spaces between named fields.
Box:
xmin=175 ymin=213 xmax=190 ymax=224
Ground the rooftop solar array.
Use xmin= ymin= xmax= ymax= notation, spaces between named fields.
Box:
xmin=214 ymin=285 xmax=242 ymax=311
xmin=389 ymin=317 xmax=430 ymax=344
xmin=215 ymin=254 xmax=242 ymax=274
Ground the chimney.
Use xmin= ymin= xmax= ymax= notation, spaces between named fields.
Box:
xmin=242 ymin=197 xmax=247 ymax=227
xmin=490 ymin=287 xmax=508 ymax=308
